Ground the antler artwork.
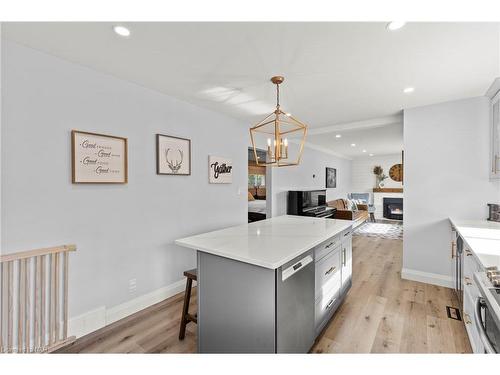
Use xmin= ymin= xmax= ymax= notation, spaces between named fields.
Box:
xmin=165 ymin=148 xmax=183 ymax=174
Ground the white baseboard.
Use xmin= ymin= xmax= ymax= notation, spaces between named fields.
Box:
xmin=106 ymin=279 xmax=187 ymax=324
xmin=401 ymin=268 xmax=453 ymax=288
xmin=68 ymin=306 xmax=106 ymax=338
xmin=68 ymin=278 xmax=189 ymax=339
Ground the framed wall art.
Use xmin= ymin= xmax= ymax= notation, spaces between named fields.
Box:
xmin=209 ymin=155 xmax=233 ymax=184
xmin=71 ymin=130 xmax=128 ymax=184
xmin=325 ymin=167 xmax=337 ymax=188
xmin=156 ymin=134 xmax=191 ymax=175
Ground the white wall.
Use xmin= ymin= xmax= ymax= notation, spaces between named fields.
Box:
xmin=403 ymin=96 xmax=500 ymax=287
xmin=1 ymin=41 xmax=248 ymax=335
xmin=270 ymin=143 xmax=352 ymax=216
xmin=351 ymin=153 xmax=403 ymax=192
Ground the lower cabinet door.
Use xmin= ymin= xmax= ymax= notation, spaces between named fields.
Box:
xmin=463 ymin=285 xmax=484 ymax=353
xmin=315 ymin=288 xmax=339 ymax=335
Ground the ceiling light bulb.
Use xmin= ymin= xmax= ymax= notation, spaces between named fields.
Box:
xmin=335 ymin=134 xmax=341 ymax=138
xmin=285 ymin=113 xmax=292 ymax=117
xmin=387 ymin=21 xmax=406 ymax=31
xmin=362 ymin=149 xmax=367 ymax=153
xmin=351 ymin=143 xmax=356 ymax=147
xmin=403 ymin=87 xmax=415 ymax=94
xmin=369 ymin=154 xmax=374 ymax=157
xmin=113 ymin=25 xmax=131 ymax=37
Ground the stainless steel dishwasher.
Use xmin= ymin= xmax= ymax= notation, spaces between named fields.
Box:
xmin=276 ymin=250 xmax=315 ymax=353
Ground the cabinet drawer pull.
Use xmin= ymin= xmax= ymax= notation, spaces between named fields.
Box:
xmin=465 ymin=249 xmax=473 ymax=256
xmin=344 ymin=231 xmax=351 ymax=237
xmin=325 ymin=266 xmax=336 ymax=276
xmin=464 ymin=276 xmax=472 ymax=286
xmin=451 ymin=241 xmax=456 ymax=259
xmin=342 ymin=248 xmax=346 ymax=266
xmin=464 ymin=313 xmax=472 ymax=325
xmin=325 ymin=241 xmax=335 ymax=249
xmin=326 ymin=299 xmax=335 ymax=310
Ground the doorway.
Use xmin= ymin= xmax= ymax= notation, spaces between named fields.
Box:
xmin=248 ymin=148 xmax=268 ymax=222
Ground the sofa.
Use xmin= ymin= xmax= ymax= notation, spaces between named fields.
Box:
xmin=327 ymin=199 xmax=369 ymax=228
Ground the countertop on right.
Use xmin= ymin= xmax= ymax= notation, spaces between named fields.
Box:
xmin=449 ymin=218 xmax=500 ymax=268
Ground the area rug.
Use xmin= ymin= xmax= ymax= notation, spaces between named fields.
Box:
xmin=353 ymin=221 xmax=403 ymax=240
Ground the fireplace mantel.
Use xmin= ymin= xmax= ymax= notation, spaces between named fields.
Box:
xmin=373 ymin=188 xmax=403 ymax=193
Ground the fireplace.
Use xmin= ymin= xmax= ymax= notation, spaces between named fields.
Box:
xmin=383 ymin=197 xmax=403 ymax=220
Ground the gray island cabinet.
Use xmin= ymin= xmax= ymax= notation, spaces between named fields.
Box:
xmin=175 ymin=215 xmax=353 ymax=353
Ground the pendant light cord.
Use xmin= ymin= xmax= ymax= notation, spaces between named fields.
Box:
xmin=276 ymin=82 xmax=280 ymax=108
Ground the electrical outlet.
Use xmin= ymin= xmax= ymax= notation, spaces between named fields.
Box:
xmin=129 ymin=278 xmax=137 ymax=294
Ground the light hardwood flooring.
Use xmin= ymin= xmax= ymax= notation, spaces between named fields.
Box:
xmin=58 ymin=235 xmax=471 ymax=353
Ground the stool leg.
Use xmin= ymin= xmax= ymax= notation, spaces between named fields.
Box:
xmin=179 ymin=277 xmax=193 ymax=340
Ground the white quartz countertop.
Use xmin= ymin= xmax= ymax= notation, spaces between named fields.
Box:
xmin=449 ymin=218 xmax=500 ymax=268
xmin=175 ymin=215 xmax=353 ymax=269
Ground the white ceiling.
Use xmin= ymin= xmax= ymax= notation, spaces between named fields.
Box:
xmin=3 ymin=22 xmax=499 ymax=157
xmin=307 ymin=122 xmax=404 ymax=158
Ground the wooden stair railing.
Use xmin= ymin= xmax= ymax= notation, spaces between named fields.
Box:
xmin=0 ymin=244 xmax=76 ymax=353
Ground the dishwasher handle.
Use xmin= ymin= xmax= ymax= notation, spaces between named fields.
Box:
xmin=281 ymin=255 xmax=313 ymax=282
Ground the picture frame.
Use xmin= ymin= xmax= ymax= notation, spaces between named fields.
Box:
xmin=325 ymin=167 xmax=337 ymax=188
xmin=71 ymin=130 xmax=128 ymax=184
xmin=156 ymin=134 xmax=191 ymax=175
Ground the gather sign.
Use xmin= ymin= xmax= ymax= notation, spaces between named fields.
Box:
xmin=209 ymin=155 xmax=233 ymax=184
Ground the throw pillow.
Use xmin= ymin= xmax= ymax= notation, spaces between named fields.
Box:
xmin=346 ymin=199 xmax=357 ymax=211
xmin=248 ymin=191 xmax=255 ymax=201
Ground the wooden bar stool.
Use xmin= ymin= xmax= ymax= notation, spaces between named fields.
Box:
xmin=179 ymin=268 xmax=197 ymax=340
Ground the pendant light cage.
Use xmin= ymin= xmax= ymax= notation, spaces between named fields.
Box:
xmin=249 ymin=76 xmax=308 ymax=167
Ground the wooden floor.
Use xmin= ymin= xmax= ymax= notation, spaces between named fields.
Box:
xmin=58 ymin=235 xmax=471 ymax=353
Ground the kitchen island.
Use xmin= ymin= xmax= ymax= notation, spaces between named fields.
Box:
xmin=175 ymin=215 xmax=353 ymax=353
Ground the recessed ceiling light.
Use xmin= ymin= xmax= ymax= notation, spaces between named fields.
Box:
xmin=351 ymin=143 xmax=356 ymax=147
xmin=113 ymin=25 xmax=131 ymax=37
xmin=362 ymin=149 xmax=367 ymax=153
xmin=335 ymin=134 xmax=341 ymax=138
xmin=285 ymin=113 xmax=292 ymax=117
xmin=387 ymin=21 xmax=406 ymax=31
xmin=369 ymin=153 xmax=374 ymax=157
xmin=403 ymin=87 xmax=415 ymax=94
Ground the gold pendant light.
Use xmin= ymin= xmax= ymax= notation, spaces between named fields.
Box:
xmin=249 ymin=76 xmax=308 ymax=167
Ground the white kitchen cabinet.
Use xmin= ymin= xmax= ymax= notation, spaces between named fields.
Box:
xmin=490 ymin=90 xmax=500 ymax=179
xmin=462 ymin=245 xmax=485 ymax=353
xmin=463 ymin=286 xmax=485 ymax=354
xmin=313 ymin=226 xmax=353 ymax=335
xmin=314 ymin=234 xmax=341 ymax=262
xmin=314 ymin=245 xmax=342 ymax=334
xmin=315 ymin=246 xmax=341 ymax=302
xmin=341 ymin=228 xmax=352 ymax=292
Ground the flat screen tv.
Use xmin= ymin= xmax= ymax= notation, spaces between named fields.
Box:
xmin=302 ymin=190 xmax=327 ymax=210
xmin=287 ymin=189 xmax=328 ymax=215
